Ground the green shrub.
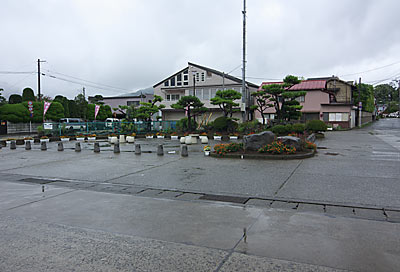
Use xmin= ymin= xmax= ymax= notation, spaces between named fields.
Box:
xmin=285 ymin=124 xmax=293 ymax=133
xmin=271 ymin=125 xmax=287 ymax=135
xmin=292 ymin=123 xmax=305 ymax=133
xmin=211 ymin=117 xmax=238 ymax=132
xmin=258 ymin=141 xmax=296 ymax=154
xmin=237 ymin=120 xmax=260 ymax=134
xmin=305 ymin=120 xmax=327 ymax=132
xmin=176 ymin=117 xmax=197 ymax=132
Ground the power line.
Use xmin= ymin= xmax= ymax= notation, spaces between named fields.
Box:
xmin=340 ymin=60 xmax=400 ymax=77
xmin=0 ymin=71 xmax=35 ymax=74
xmin=44 ymin=69 xmax=133 ymax=93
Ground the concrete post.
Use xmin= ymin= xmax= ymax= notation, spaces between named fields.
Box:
xmin=25 ymin=141 xmax=31 ymax=150
xmin=10 ymin=140 xmax=16 ymax=150
xmin=57 ymin=142 xmax=64 ymax=151
xmin=181 ymin=144 xmax=188 ymax=157
xmin=94 ymin=142 xmax=100 ymax=153
xmin=41 ymin=142 xmax=47 ymax=151
xmin=75 ymin=142 xmax=81 ymax=152
xmin=157 ymin=144 xmax=164 ymax=156
xmin=135 ymin=144 xmax=141 ymax=155
xmin=114 ymin=143 xmax=120 ymax=153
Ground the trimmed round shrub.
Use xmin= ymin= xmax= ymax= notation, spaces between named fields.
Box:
xmin=285 ymin=124 xmax=293 ymax=133
xmin=305 ymin=120 xmax=327 ymax=132
xmin=271 ymin=125 xmax=287 ymax=135
xmin=292 ymin=123 xmax=305 ymax=133
xmin=212 ymin=117 xmax=238 ymax=132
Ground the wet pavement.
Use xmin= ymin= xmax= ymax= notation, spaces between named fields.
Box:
xmin=0 ymin=118 xmax=400 ymax=271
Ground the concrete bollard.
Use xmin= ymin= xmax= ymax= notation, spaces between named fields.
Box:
xmin=94 ymin=142 xmax=100 ymax=153
xmin=135 ymin=144 xmax=141 ymax=155
xmin=41 ymin=142 xmax=47 ymax=151
xmin=119 ymin=134 xmax=126 ymax=143
xmin=181 ymin=144 xmax=188 ymax=157
xmin=75 ymin=142 xmax=81 ymax=152
xmin=58 ymin=142 xmax=64 ymax=151
xmin=114 ymin=143 xmax=120 ymax=153
xmin=10 ymin=140 xmax=17 ymax=150
xmin=25 ymin=141 xmax=31 ymax=150
xmin=157 ymin=144 xmax=164 ymax=156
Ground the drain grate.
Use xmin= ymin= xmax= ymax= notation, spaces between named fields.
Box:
xmin=199 ymin=194 xmax=249 ymax=204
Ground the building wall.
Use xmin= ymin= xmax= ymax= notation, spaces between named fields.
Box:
xmin=154 ymin=64 xmax=257 ymax=121
xmin=326 ymin=80 xmax=352 ymax=103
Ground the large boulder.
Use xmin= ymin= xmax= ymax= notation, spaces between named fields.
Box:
xmin=277 ymin=136 xmax=302 ymax=150
xmin=243 ymin=131 xmax=276 ymax=151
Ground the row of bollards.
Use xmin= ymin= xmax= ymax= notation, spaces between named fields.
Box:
xmin=12 ymin=140 xmax=190 ymax=157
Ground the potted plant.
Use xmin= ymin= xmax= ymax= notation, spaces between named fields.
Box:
xmin=146 ymin=133 xmax=154 ymax=139
xmin=229 ymin=132 xmax=239 ymax=140
xmin=24 ymin=137 xmax=34 ymax=144
xmin=60 ymin=135 xmax=70 ymax=142
xmin=170 ymin=132 xmax=179 ymax=140
xmin=203 ymin=145 xmax=211 ymax=156
xmin=156 ymin=132 xmax=165 ymax=139
xmin=126 ymin=133 xmax=136 ymax=143
xmin=87 ymin=134 xmax=96 ymax=141
xmin=40 ymin=136 xmax=49 ymax=143
xmin=213 ymin=132 xmax=222 ymax=141
xmin=76 ymin=134 xmax=85 ymax=141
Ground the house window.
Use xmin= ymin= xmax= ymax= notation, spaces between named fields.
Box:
xmin=164 ymin=81 xmax=169 ymax=87
xmin=195 ymin=72 xmax=200 ymax=82
xmin=195 ymin=89 xmax=203 ymax=99
xmin=177 ymin=82 xmax=182 ymax=86
xmin=207 ymin=71 xmax=212 ymax=77
xmin=127 ymin=101 xmax=140 ymax=106
xmin=170 ymin=77 xmax=175 ymax=86
xmin=183 ymin=74 xmax=188 ymax=81
xmin=203 ymin=89 xmax=210 ymax=100
xmin=177 ymin=74 xmax=182 ymax=81
xmin=296 ymin=95 xmax=305 ymax=102
xmin=183 ymin=82 xmax=189 ymax=86
xmin=328 ymin=112 xmax=349 ymax=121
xmin=201 ymin=72 xmax=205 ymax=81
xmin=211 ymin=88 xmax=217 ymax=98
xmin=166 ymin=94 xmax=180 ymax=101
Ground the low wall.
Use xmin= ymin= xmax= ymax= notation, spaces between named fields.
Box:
xmin=7 ymin=122 xmax=42 ymax=134
xmin=361 ymin=111 xmax=373 ymax=125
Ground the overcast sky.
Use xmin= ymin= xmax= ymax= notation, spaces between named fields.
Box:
xmin=1 ymin=0 xmax=400 ymax=100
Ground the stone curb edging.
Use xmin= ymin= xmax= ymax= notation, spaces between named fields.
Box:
xmin=210 ymin=149 xmax=316 ymax=160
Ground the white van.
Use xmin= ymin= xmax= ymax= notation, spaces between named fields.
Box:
xmin=60 ymin=118 xmax=86 ymax=130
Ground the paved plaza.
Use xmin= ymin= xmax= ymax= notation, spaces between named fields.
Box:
xmin=0 ymin=118 xmax=399 ymax=271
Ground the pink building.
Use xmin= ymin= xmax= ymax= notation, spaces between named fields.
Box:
xmin=256 ymin=77 xmax=356 ymax=129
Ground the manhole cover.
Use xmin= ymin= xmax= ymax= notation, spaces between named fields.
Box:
xmin=199 ymin=194 xmax=249 ymax=204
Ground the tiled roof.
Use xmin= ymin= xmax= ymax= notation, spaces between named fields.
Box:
xmin=259 ymin=80 xmax=326 ymax=91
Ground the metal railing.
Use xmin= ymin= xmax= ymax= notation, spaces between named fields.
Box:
xmin=44 ymin=121 xmax=177 ymax=136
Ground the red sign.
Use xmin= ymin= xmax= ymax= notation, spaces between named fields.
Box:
xmin=43 ymin=101 xmax=51 ymax=116
xmin=94 ymin=105 xmax=100 ymax=119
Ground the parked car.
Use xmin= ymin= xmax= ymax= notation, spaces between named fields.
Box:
xmin=105 ymin=118 xmax=120 ymax=128
xmin=59 ymin=118 xmax=86 ymax=130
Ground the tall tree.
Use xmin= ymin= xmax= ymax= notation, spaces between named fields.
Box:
xmin=54 ymin=95 xmax=70 ymax=117
xmin=250 ymin=90 xmax=273 ymax=125
xmin=22 ymin=87 xmax=36 ymax=102
xmin=171 ymin=96 xmax=207 ymax=131
xmin=354 ymin=83 xmax=375 ymax=113
xmin=262 ymin=75 xmax=305 ymax=122
xmin=9 ymin=94 xmax=22 ymax=104
xmin=89 ymin=95 xmax=104 ymax=105
xmin=210 ymin=89 xmax=242 ymax=117
xmin=374 ymin=84 xmax=398 ymax=104
xmin=74 ymin=93 xmax=88 ymax=120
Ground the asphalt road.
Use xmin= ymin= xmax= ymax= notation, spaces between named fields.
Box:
xmin=0 ymin=118 xmax=399 ymax=271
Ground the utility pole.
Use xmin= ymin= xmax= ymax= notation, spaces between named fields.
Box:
xmin=82 ymin=87 xmax=86 ymax=100
xmin=242 ymin=0 xmax=247 ymax=122
xmin=358 ymin=77 xmax=362 ymax=128
xmin=37 ymin=59 xmax=46 ymax=101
